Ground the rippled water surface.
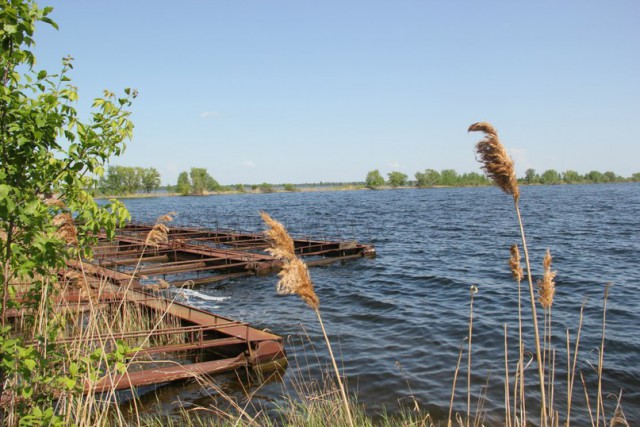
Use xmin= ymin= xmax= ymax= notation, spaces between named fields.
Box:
xmin=121 ymin=184 xmax=640 ymax=424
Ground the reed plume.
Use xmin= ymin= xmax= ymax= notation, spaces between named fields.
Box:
xmin=509 ymin=244 xmax=523 ymax=283
xmin=260 ymin=211 xmax=319 ymax=310
xmin=469 ymin=121 xmax=547 ymax=426
xmin=509 ymin=244 xmax=525 ymax=426
xmin=468 ymin=122 xmax=519 ymax=202
xmin=145 ymin=212 xmax=176 ymax=246
xmin=260 ymin=211 xmax=352 ymax=427
xmin=261 ymin=211 xmax=296 ymax=261
xmin=53 ymin=212 xmax=78 ymax=245
xmin=537 ymin=249 xmax=556 ymax=309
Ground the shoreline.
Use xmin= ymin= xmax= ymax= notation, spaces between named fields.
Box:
xmin=95 ymin=180 xmax=637 ymax=200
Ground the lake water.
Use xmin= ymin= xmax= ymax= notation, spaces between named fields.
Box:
xmin=120 ymin=183 xmax=640 ymax=425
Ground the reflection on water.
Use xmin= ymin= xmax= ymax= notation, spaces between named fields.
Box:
xmin=120 ymin=183 xmax=640 ymax=424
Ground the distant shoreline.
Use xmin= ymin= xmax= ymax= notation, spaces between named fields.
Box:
xmin=95 ymin=181 xmax=637 ymax=200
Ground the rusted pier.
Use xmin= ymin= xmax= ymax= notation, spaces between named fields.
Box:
xmin=43 ymin=281 xmax=286 ymax=393
xmin=53 ymin=222 xmax=374 ymax=394
xmin=87 ymin=223 xmax=376 ymax=288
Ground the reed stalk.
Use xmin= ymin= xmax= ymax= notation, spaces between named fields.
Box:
xmin=566 ymin=303 xmax=585 ymax=426
xmin=469 ymin=122 xmax=547 ymax=426
xmin=448 ymin=339 xmax=466 ymax=427
xmin=260 ymin=211 xmax=354 ymax=427
xmin=509 ymin=244 xmax=526 ymax=426
xmin=504 ymin=323 xmax=512 ymax=427
xmin=581 ymin=372 xmax=595 ymax=427
xmin=467 ymin=285 xmax=477 ymax=427
xmin=515 ymin=203 xmax=548 ymax=426
xmin=596 ymin=284 xmax=611 ymax=427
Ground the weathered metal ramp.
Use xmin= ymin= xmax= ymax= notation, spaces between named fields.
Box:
xmin=49 ymin=281 xmax=286 ymax=394
xmin=89 ymin=223 xmax=376 ymax=288
xmin=53 ymin=222 xmax=374 ymax=394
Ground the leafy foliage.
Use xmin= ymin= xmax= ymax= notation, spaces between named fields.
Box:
xmin=387 ymin=171 xmax=408 ymax=188
xmin=414 ymin=169 xmax=440 ymax=188
xmin=175 ymin=167 xmax=219 ymax=195
xmin=176 ymin=171 xmax=191 ymax=195
xmin=0 ymin=0 xmax=134 ymax=422
xmin=365 ymin=169 xmax=385 ymax=189
xmin=259 ymin=182 xmax=275 ymax=193
xmin=99 ymin=166 xmax=161 ymax=195
xmin=140 ymin=167 xmax=161 ymax=193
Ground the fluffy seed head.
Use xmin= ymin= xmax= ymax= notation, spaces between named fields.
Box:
xmin=261 ymin=211 xmax=319 ymax=310
xmin=145 ymin=212 xmax=175 ymax=246
xmin=537 ymin=249 xmax=556 ymax=309
xmin=509 ymin=244 xmax=523 ymax=282
xmin=276 ymin=257 xmax=320 ymax=310
xmin=260 ymin=211 xmax=295 ymax=260
xmin=44 ymin=197 xmax=66 ymax=209
xmin=468 ymin=122 xmax=520 ymax=201
xmin=53 ymin=212 xmax=78 ymax=245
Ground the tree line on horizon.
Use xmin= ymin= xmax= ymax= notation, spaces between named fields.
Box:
xmin=365 ymin=168 xmax=640 ymax=189
xmin=97 ymin=165 xmax=640 ymax=196
xmin=98 ymin=166 xmax=161 ymax=195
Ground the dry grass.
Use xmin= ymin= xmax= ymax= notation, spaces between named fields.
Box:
xmin=469 ymin=121 xmax=548 ymax=425
xmin=260 ymin=210 xmax=353 ymax=427
xmin=467 ymin=121 xmax=626 ymax=427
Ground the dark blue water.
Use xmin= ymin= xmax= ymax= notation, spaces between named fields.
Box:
xmin=121 ymin=183 xmax=640 ymax=424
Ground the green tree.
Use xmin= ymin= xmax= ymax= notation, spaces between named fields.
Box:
xmin=120 ymin=166 xmax=142 ymax=194
xmin=439 ymin=169 xmax=459 ymax=186
xmin=387 ymin=171 xmax=408 ymax=188
xmin=283 ymin=183 xmax=298 ymax=192
xmin=0 ymin=1 xmax=133 ymax=421
xmin=176 ymin=171 xmax=191 ymax=195
xmin=562 ymin=170 xmax=582 ymax=184
xmin=189 ymin=167 xmax=217 ymax=195
xmin=631 ymin=172 xmax=640 ymax=182
xmin=100 ymin=165 xmax=125 ymax=194
xmin=259 ymin=182 xmax=274 ymax=193
xmin=206 ymin=174 xmax=221 ymax=192
xmin=540 ymin=169 xmax=561 ymax=185
xmin=365 ymin=169 xmax=385 ymax=189
xmin=140 ymin=167 xmax=161 ymax=193
xmin=585 ymin=170 xmax=604 ymax=183
xmin=414 ymin=169 xmax=440 ymax=188
xmin=603 ymin=171 xmax=620 ymax=183
xmin=459 ymin=171 xmax=489 ymax=186
xmin=524 ymin=168 xmax=539 ymax=184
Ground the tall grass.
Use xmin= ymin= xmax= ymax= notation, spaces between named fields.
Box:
xmin=260 ymin=211 xmax=354 ymax=427
xmin=467 ymin=122 xmax=627 ymax=427
xmin=3 ymin=133 xmax=631 ymax=426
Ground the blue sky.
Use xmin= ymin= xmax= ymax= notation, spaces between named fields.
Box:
xmin=35 ymin=1 xmax=639 ymax=185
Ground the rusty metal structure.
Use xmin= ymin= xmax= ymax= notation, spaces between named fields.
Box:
xmin=54 ymin=223 xmax=375 ymax=393
xmin=90 ymin=223 xmax=376 ymax=287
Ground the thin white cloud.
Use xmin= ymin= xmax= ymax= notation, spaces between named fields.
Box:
xmin=388 ymin=161 xmax=400 ymax=169
xmin=200 ymin=111 xmax=220 ymax=118
xmin=241 ymin=160 xmax=255 ymax=168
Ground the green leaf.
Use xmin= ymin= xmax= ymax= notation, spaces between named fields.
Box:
xmin=69 ymin=362 xmax=79 ymax=376
xmin=0 ymin=184 xmax=11 ymax=199
xmin=21 ymin=386 xmax=34 ymax=399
